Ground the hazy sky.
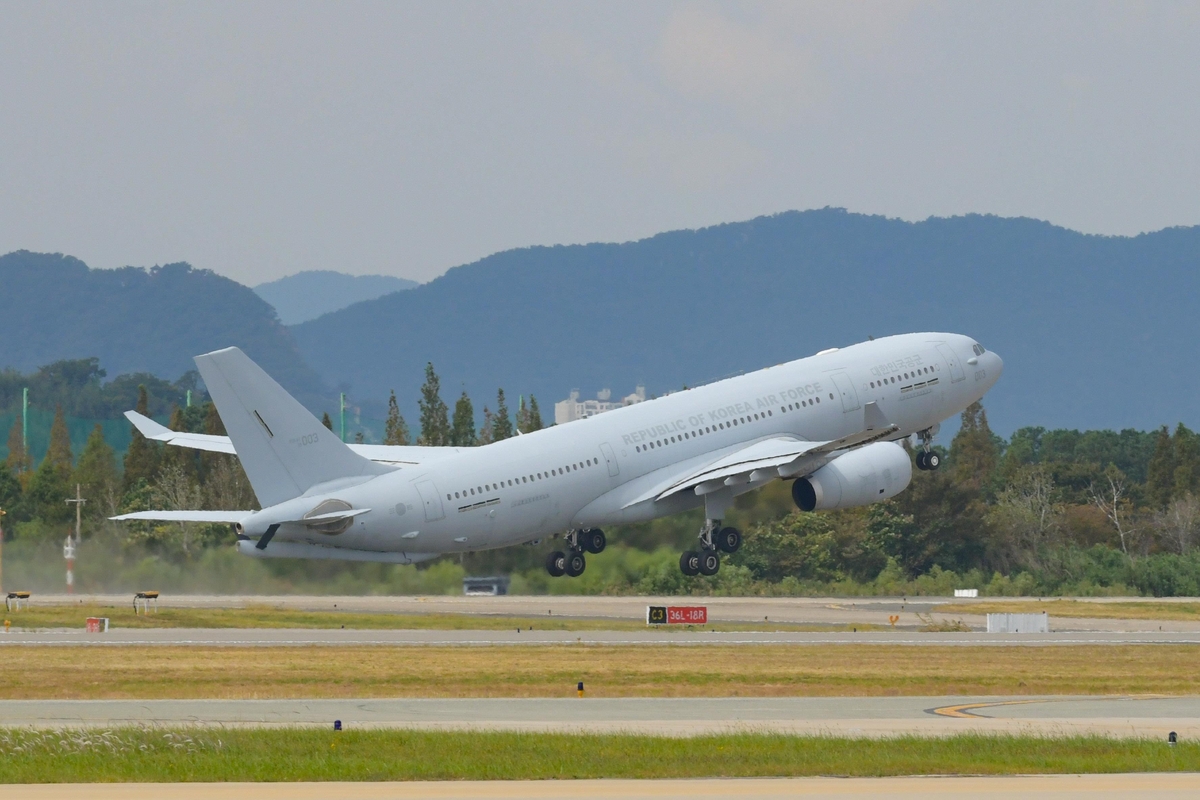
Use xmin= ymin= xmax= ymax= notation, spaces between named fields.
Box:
xmin=3 ymin=2 xmax=1199 ymax=284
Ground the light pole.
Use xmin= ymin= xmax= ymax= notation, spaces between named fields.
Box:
xmin=65 ymin=485 xmax=86 ymax=596
xmin=0 ymin=506 xmax=6 ymax=595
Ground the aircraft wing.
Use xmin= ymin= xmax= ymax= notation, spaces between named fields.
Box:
xmin=124 ymin=410 xmax=457 ymax=465
xmin=633 ymin=402 xmax=900 ymax=506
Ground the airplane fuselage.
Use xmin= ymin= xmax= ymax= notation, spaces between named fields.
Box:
xmin=247 ymin=332 xmax=1002 ymax=561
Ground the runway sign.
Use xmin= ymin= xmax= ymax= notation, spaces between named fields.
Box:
xmin=647 ymin=606 xmax=708 ymax=624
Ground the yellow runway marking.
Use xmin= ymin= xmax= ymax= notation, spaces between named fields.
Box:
xmin=930 ymin=699 xmax=1050 ymax=718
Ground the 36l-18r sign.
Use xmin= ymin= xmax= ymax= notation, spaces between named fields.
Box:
xmin=646 ymin=606 xmax=707 ymax=625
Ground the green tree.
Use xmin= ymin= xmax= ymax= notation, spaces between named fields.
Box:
xmin=949 ymin=401 xmax=999 ymax=494
xmin=321 ymin=412 xmax=333 ymax=431
xmin=123 ymin=385 xmax=160 ymax=491
xmin=26 ymin=452 xmax=72 ymax=524
xmin=74 ymin=424 xmax=120 ymax=517
xmin=1145 ymin=426 xmax=1176 ymax=509
xmin=450 ymin=391 xmax=477 ymax=447
xmin=5 ymin=417 xmax=30 ymax=476
xmin=491 ymin=389 xmax=513 ymax=442
xmin=45 ymin=405 xmax=73 ymax=472
xmin=160 ymin=407 xmax=199 ymax=481
xmin=517 ymin=395 xmax=544 ymax=434
xmin=1173 ymin=424 xmax=1200 ymax=500
xmin=417 ymin=362 xmax=451 ymax=446
xmin=477 ymin=406 xmax=495 ymax=445
xmin=383 ymin=390 xmax=411 ymax=445
xmin=0 ymin=464 xmax=22 ymax=526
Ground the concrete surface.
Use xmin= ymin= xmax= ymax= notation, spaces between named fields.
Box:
xmin=3 ymin=696 xmax=1198 ymax=738
xmin=20 ymin=593 xmax=1200 ymax=634
xmin=6 ymin=775 xmax=1200 ymax=799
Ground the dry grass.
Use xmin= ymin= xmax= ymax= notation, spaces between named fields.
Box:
xmin=936 ymin=600 xmax=1200 ymax=621
xmin=0 ymin=604 xmax=883 ymax=633
xmin=3 ymin=644 xmax=1199 ymax=699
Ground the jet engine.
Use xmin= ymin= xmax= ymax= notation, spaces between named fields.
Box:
xmin=791 ymin=441 xmax=913 ymax=511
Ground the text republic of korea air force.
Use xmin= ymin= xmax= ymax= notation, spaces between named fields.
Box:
xmin=113 ymin=332 xmax=1002 ymax=579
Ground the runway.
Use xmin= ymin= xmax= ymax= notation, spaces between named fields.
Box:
xmin=6 ymin=775 xmax=1200 ymax=800
xmin=24 ymin=593 xmax=1200 ymax=634
xmin=3 ymin=627 xmax=1199 ymax=646
xmin=3 ymin=695 xmax=1197 ymax=737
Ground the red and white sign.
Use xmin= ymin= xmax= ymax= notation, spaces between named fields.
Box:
xmin=666 ymin=606 xmax=707 ymax=624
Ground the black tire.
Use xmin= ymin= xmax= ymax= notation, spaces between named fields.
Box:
xmin=699 ymin=551 xmax=721 ymax=576
xmin=916 ymin=451 xmax=928 ymax=470
xmin=584 ymin=529 xmax=606 ymax=554
xmin=680 ymin=550 xmax=701 ymax=576
xmin=546 ymin=551 xmax=566 ymax=577
xmin=717 ymin=527 xmax=742 ymax=553
xmin=926 ymin=452 xmax=941 ymax=470
xmin=565 ymin=552 xmax=587 ymax=577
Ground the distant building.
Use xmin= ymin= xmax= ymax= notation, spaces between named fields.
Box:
xmin=554 ymin=385 xmax=646 ymax=425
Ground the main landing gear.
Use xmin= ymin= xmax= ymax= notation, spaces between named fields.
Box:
xmin=545 ymin=528 xmax=606 ymax=578
xmin=680 ymin=520 xmax=741 ymax=577
xmin=915 ymin=428 xmax=941 ymax=471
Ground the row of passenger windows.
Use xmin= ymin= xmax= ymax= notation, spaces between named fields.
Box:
xmin=781 ymin=393 xmax=830 ymax=413
xmin=870 ymin=366 xmax=935 ymax=389
xmin=635 ymin=409 xmax=777 ymax=453
xmin=447 ymin=458 xmax=600 ymax=502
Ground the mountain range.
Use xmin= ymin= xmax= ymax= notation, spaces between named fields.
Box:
xmin=291 ymin=210 xmax=1200 ymax=435
xmin=0 ymin=251 xmax=328 ymax=408
xmin=3 ymin=209 xmax=1198 ymax=438
xmin=253 ymin=270 xmax=417 ymax=325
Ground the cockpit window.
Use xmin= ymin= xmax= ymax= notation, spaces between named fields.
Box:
xmin=972 ymin=343 xmax=986 ymax=356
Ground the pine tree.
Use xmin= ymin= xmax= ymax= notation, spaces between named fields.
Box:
xmin=383 ymin=390 xmax=411 ymax=445
xmin=1146 ymin=426 xmax=1176 ymax=509
xmin=517 ymin=395 xmax=543 ymax=433
xmin=477 ymin=406 xmax=495 ymax=445
xmin=0 ymin=464 xmax=20 ymax=526
xmin=123 ymin=384 xmax=160 ymax=490
xmin=46 ymin=405 xmax=73 ymax=473
xmin=1174 ymin=424 xmax=1200 ymax=500
xmin=321 ymin=412 xmax=334 ymax=431
xmin=948 ymin=401 xmax=998 ymax=492
xmin=161 ymin=407 xmax=199 ymax=481
xmin=451 ymin=391 xmax=477 ymax=447
xmin=5 ymin=417 xmax=30 ymax=475
xmin=74 ymin=424 xmax=119 ymax=517
xmin=26 ymin=452 xmax=72 ymax=524
xmin=491 ymin=388 xmax=514 ymax=442
xmin=417 ymin=362 xmax=450 ymax=446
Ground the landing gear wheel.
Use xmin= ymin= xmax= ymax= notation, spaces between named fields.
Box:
xmin=699 ymin=551 xmax=721 ymax=576
xmin=916 ymin=451 xmax=928 ymax=470
xmin=565 ymin=552 xmax=587 ymax=577
xmin=546 ymin=551 xmax=566 ymax=577
xmin=680 ymin=550 xmax=701 ymax=576
xmin=583 ymin=529 xmax=606 ymax=554
xmin=925 ymin=452 xmax=941 ymax=471
xmin=716 ymin=527 xmax=742 ymax=554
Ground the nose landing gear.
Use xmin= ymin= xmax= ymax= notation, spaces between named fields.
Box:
xmin=545 ymin=529 xmax=605 ymax=577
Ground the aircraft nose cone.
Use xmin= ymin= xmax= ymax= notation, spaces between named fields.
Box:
xmin=989 ymin=351 xmax=1004 ymax=380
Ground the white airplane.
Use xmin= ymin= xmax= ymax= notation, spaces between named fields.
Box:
xmin=114 ymin=333 xmax=1002 ymax=577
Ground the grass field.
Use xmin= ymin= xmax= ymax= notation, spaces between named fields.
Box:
xmin=0 ymin=604 xmax=884 ymax=632
xmin=0 ymin=728 xmax=1196 ymax=782
xmin=937 ymin=599 xmax=1200 ymax=621
xmin=3 ymin=644 xmax=1198 ymax=699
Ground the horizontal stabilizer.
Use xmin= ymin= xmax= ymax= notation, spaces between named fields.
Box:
xmin=110 ymin=510 xmax=248 ymax=523
xmin=125 ymin=411 xmax=236 ymax=454
xmin=126 ymin=411 xmax=455 ymax=465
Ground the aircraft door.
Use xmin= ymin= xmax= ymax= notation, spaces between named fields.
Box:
xmin=936 ymin=344 xmax=966 ymax=383
xmin=830 ymin=371 xmax=861 ymax=413
xmin=599 ymin=443 xmax=620 ymax=477
xmin=415 ymin=479 xmax=445 ymax=521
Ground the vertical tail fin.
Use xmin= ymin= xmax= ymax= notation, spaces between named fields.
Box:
xmin=194 ymin=347 xmax=390 ymax=507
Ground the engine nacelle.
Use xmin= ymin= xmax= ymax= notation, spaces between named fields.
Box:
xmin=792 ymin=441 xmax=913 ymax=511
